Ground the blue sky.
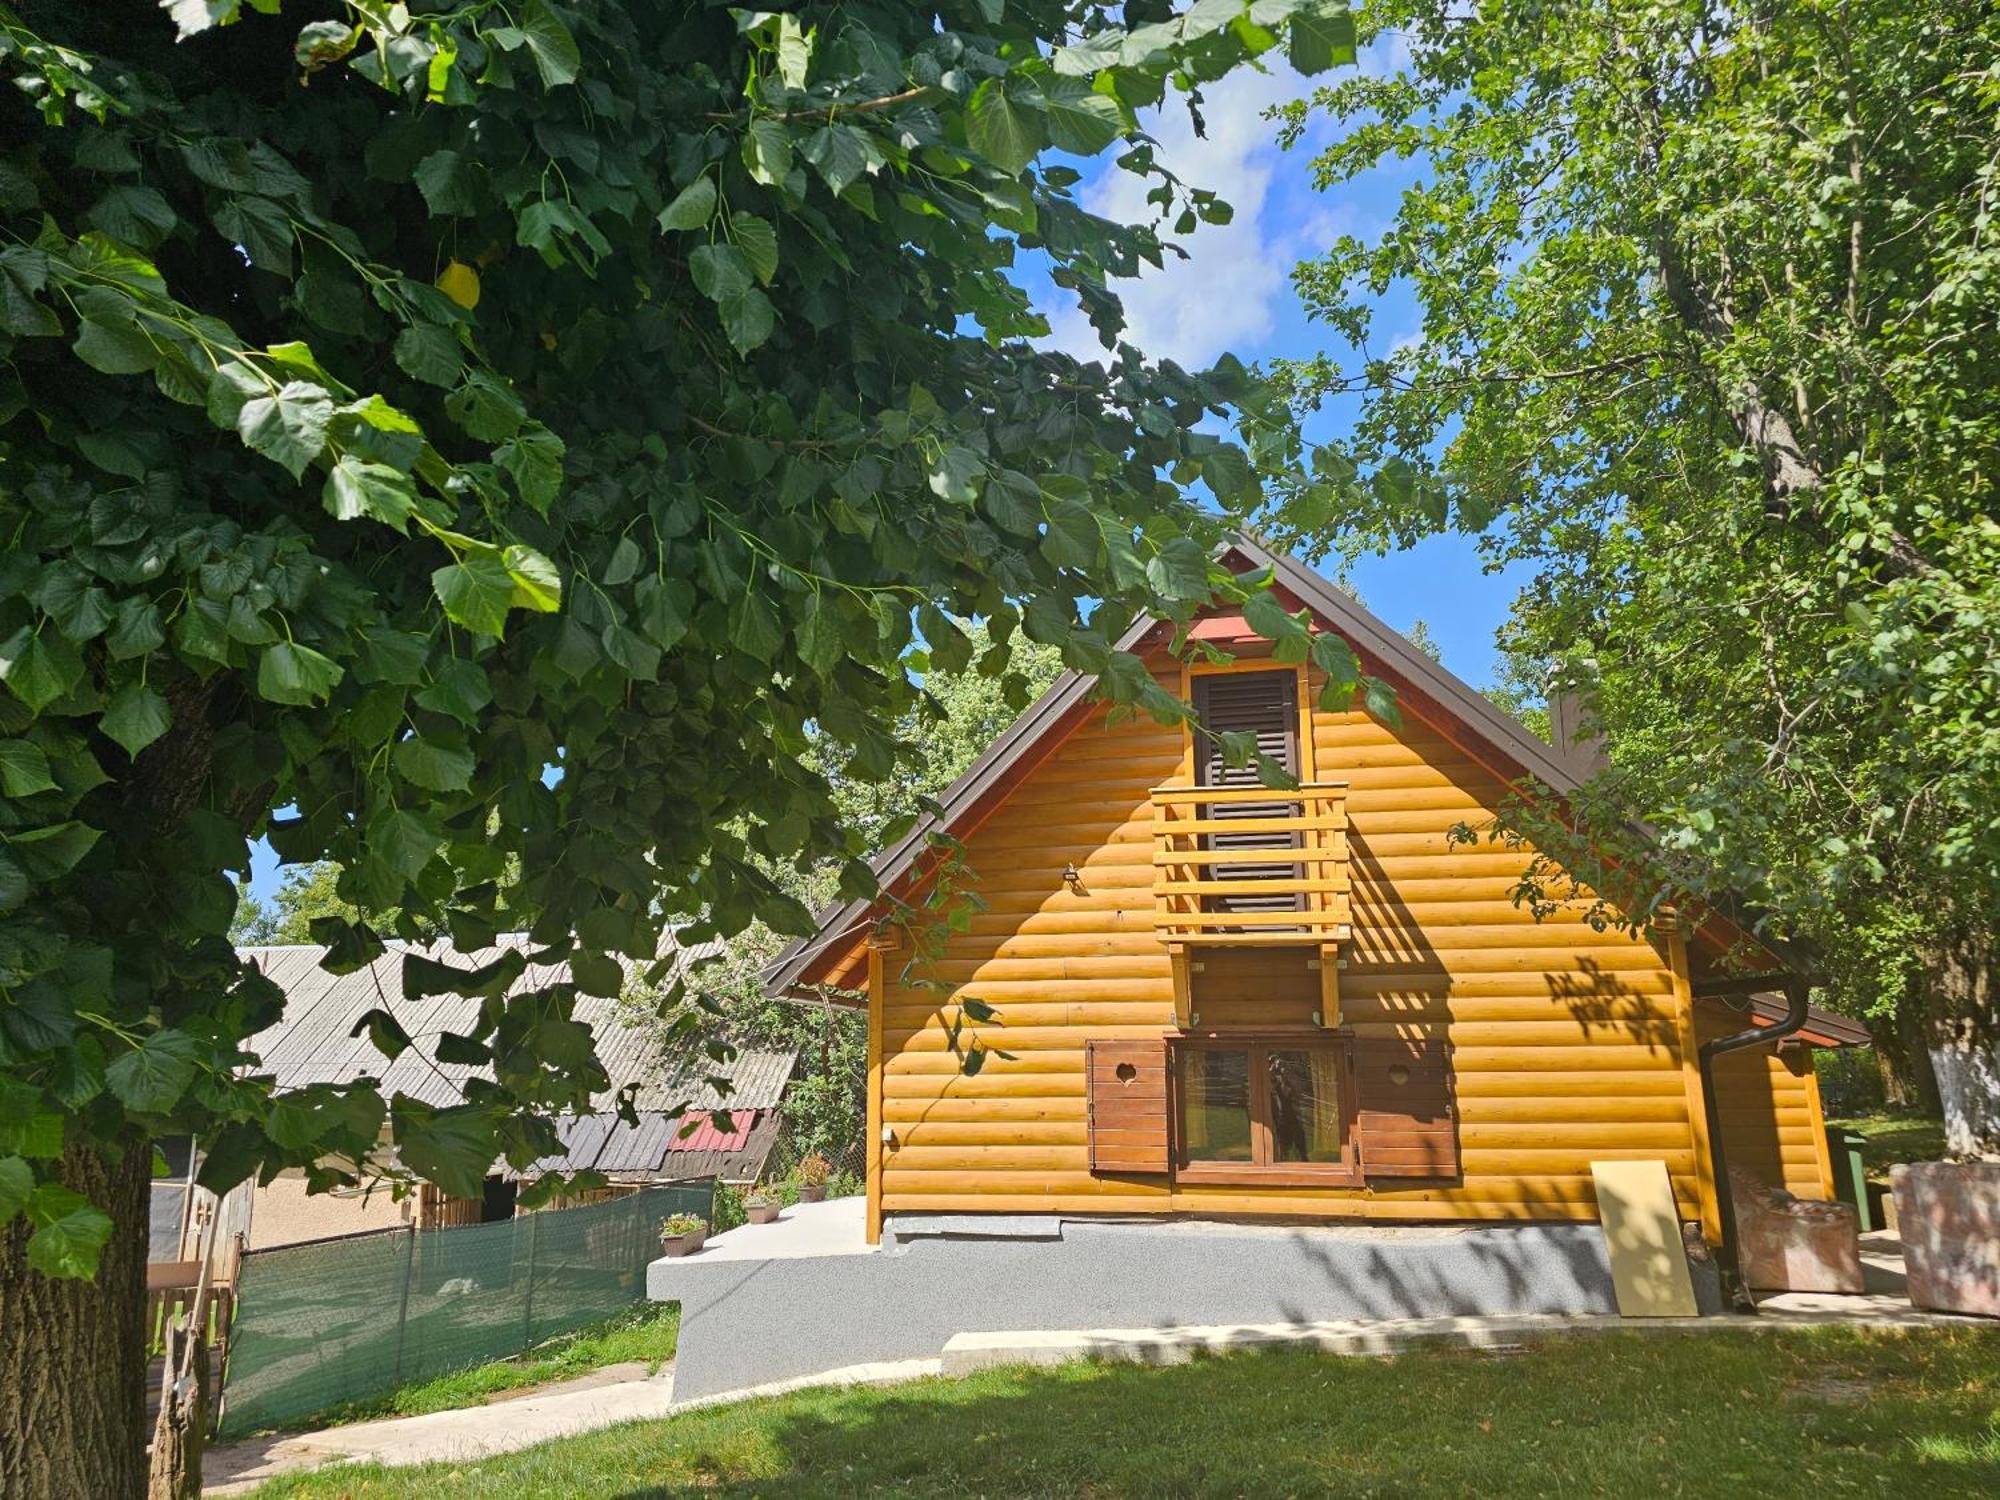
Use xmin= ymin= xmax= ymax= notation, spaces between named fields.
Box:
xmin=1029 ymin=35 xmax=1531 ymax=690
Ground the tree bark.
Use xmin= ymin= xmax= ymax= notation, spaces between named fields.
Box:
xmin=1929 ymin=935 xmax=2000 ymax=1158
xmin=0 ymin=1137 xmax=152 ymax=1500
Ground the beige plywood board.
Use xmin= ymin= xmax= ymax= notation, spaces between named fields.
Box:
xmin=1592 ymin=1159 xmax=1699 ymax=1317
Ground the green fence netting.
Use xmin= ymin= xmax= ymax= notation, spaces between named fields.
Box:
xmin=219 ymin=1182 xmax=712 ymax=1437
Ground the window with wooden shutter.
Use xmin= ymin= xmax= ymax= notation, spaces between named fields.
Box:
xmin=1352 ymin=1036 xmax=1459 ymax=1179
xmin=1192 ymin=670 xmax=1302 ymax=916
xmin=1087 ymin=1038 xmax=1170 ymax=1174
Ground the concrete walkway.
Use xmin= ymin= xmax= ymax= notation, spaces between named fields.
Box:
xmin=202 ymin=1361 xmax=675 ymax=1495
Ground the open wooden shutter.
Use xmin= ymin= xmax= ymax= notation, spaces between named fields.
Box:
xmin=1087 ymin=1038 xmax=1170 ymax=1174
xmin=1194 ymin=671 xmax=1302 ymax=915
xmin=1352 ymin=1036 xmax=1459 ymax=1178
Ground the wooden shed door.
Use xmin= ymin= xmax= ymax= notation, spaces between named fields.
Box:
xmin=1193 ymin=670 xmax=1302 ymax=915
xmin=1087 ymin=1038 xmax=1170 ymax=1174
xmin=1352 ymin=1036 xmax=1459 ymax=1178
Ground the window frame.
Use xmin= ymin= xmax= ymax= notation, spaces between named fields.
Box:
xmin=1170 ymin=1030 xmax=1364 ymax=1188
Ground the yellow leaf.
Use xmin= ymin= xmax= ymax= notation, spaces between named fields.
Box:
xmin=437 ymin=259 xmax=481 ymax=310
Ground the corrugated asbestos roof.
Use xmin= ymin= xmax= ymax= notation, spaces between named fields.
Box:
xmin=240 ymin=934 xmax=796 ymax=1113
xmin=499 ymin=1108 xmax=784 ymax=1185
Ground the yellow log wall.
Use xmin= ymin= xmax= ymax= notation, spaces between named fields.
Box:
xmin=1696 ymin=1008 xmax=1830 ymax=1201
xmin=876 ymin=655 xmax=1823 ymax=1227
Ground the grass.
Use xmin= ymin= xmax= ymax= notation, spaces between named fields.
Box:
xmin=1830 ymin=1111 xmax=1950 ymax=1181
xmin=287 ymin=1300 xmax=680 ymax=1430
xmin=238 ymin=1326 xmax=1999 ymax=1498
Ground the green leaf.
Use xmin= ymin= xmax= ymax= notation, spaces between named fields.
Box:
xmin=413 ymin=149 xmax=482 ymax=216
xmin=393 ymin=324 xmax=463 ymax=388
xmin=396 ymin=1102 xmax=500 ymax=1198
xmin=719 ymin=287 xmax=776 ymax=354
xmin=87 ymin=184 xmax=178 ymax=252
xmin=105 ymin=599 xmax=165 ymax=661
xmin=742 ymin=119 xmax=793 ymax=187
xmin=323 ymin=455 xmax=418 ymax=532
xmin=571 ymin=951 xmax=623 ymax=997
xmin=1289 ymin=0 xmax=1358 ymax=74
xmin=496 ymin=425 xmax=565 ymax=514
xmin=433 ymin=555 xmax=516 ymax=635
xmin=1145 ymin=537 xmax=1211 ymax=602
xmin=968 ymin=79 xmax=1043 ymax=176
xmin=1201 ymin=443 xmax=1254 ymax=500
xmin=657 ymin=176 xmax=717 ymax=232
xmin=213 ymin=193 xmax=294 ymax=275
xmin=1243 ymin=588 xmax=1307 ymax=648
xmin=519 ymin=0 xmax=581 ymax=88
xmin=237 ymin=380 xmax=334 ymax=480
xmin=1040 ymin=76 xmax=1125 ymax=155
xmin=928 ymin=446 xmax=984 ymax=505
xmin=1359 ymin=673 xmax=1401 ymax=729
xmin=984 ymin=470 xmax=1044 ymax=535
xmin=796 ymin=592 xmax=843 ymax=677
xmin=257 ymin=642 xmax=344 ymax=706
xmin=775 ymin=12 xmax=814 ymax=87
xmin=370 ymin=806 xmax=445 ymax=881
xmin=393 ymin=736 xmax=475 ymax=792
xmin=24 ymin=1185 xmax=112 ymax=1280
xmin=105 ymin=1030 xmax=197 ymax=1114
xmin=1041 ymin=501 xmax=1099 ymax=570
xmin=1311 ymin=631 xmax=1362 ymax=704
xmin=689 ymin=243 xmax=754 ymax=303
xmin=734 ymin=587 xmax=783 ymax=663
xmin=99 ymin=684 xmax=171 ymax=757
xmin=74 ymin=316 xmax=157 ymax=375
xmin=353 ymin=1006 xmax=413 ymax=1061
xmin=504 ymin=545 xmax=563 ymax=613
xmin=0 ymin=629 xmax=85 ymax=712
xmin=444 ymin=373 xmax=525 ymax=443
xmin=732 ymin=216 xmax=780 ymax=286
xmin=8 ymin=822 xmax=100 ymax=880
xmin=801 ymin=123 xmax=869 ymax=197
xmin=0 ymin=740 xmax=57 ymax=797
xmin=0 ymin=1156 xmax=32 ymax=1220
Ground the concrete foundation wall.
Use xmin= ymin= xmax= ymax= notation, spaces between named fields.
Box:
xmin=649 ymin=1213 xmax=1721 ymax=1404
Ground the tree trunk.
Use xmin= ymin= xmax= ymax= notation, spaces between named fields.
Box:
xmin=0 ymin=1137 xmax=152 ymax=1500
xmin=1877 ymin=1006 xmax=1943 ymax=1115
xmin=1927 ymin=935 xmax=2000 ymax=1158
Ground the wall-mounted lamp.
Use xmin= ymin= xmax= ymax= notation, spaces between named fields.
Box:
xmin=880 ymin=1125 xmax=897 ymax=1146
xmin=1062 ymin=861 xmax=1088 ymax=896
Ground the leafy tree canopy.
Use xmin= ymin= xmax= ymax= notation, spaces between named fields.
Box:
xmin=1268 ymin=1 xmax=2000 ymax=1042
xmin=0 ymin=0 xmax=1368 ymax=1284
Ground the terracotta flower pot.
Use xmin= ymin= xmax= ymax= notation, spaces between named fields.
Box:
xmin=660 ymin=1226 xmax=707 ymax=1258
xmin=747 ymin=1201 xmax=781 ymax=1225
xmin=798 ymin=1184 xmax=827 ymax=1203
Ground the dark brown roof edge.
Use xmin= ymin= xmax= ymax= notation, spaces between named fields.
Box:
xmin=1747 ymin=996 xmax=1872 ymax=1048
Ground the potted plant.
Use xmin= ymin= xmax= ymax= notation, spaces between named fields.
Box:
xmin=658 ymin=1211 xmax=707 ymax=1257
xmin=795 ymin=1152 xmax=832 ymax=1203
xmin=746 ymin=1190 xmax=781 ymax=1226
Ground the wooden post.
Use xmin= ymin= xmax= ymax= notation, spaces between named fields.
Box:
xmin=390 ymin=1224 xmax=415 ymax=1384
xmin=1665 ymin=919 xmax=1721 ymax=1244
xmin=520 ymin=1209 xmax=540 ymax=1351
xmin=864 ymin=930 xmax=899 ymax=1246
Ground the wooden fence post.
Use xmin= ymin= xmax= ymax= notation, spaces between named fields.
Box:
xmin=391 ymin=1225 xmax=415 ymax=1384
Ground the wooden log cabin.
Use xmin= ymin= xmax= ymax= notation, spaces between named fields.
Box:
xmin=768 ymin=541 xmax=1865 ymax=1251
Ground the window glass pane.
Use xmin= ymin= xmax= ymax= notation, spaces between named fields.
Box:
xmin=1268 ymin=1049 xmax=1342 ymax=1163
xmin=1180 ymin=1049 xmax=1252 ymax=1162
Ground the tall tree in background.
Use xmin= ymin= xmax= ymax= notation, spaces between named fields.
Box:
xmin=1267 ymin=0 xmax=2000 ymax=1149
xmin=0 ymin=3 xmax=1366 ymax=1492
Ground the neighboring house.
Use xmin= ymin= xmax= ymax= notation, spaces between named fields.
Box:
xmin=769 ymin=539 xmax=1866 ymax=1250
xmin=237 ymin=939 xmax=795 ymax=1248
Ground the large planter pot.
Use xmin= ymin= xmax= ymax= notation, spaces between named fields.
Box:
xmin=1892 ymin=1162 xmax=2000 ymax=1316
xmin=660 ymin=1227 xmax=707 ymax=1258
xmin=747 ymin=1201 xmax=781 ymax=1225
xmin=797 ymin=1184 xmax=827 ymax=1204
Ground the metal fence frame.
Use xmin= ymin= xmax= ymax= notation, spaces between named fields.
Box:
xmin=219 ymin=1181 xmax=710 ymax=1437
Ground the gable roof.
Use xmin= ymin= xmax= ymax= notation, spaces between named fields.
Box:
xmin=242 ymin=935 xmax=795 ymax=1112
xmin=765 ymin=535 xmax=1817 ymax=1004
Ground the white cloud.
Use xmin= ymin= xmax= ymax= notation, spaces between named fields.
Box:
xmin=1040 ymin=60 xmax=1329 ymax=370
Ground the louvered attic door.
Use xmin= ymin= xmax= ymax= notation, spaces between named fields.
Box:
xmin=1193 ymin=671 xmax=1304 ymax=921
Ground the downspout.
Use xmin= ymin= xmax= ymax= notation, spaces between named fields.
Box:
xmin=1698 ymin=977 xmax=1811 ymax=1312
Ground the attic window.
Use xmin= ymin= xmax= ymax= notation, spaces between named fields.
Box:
xmin=1191 ymin=670 xmax=1304 ymax=919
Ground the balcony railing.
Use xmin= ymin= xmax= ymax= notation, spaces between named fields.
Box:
xmin=1150 ymin=781 xmax=1352 ymax=947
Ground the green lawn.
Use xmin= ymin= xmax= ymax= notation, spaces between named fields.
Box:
xmin=1831 ymin=1112 xmax=1950 ymax=1181
xmin=287 ymin=1300 xmax=680 ymax=1429
xmin=239 ymin=1327 xmax=1998 ymax=1498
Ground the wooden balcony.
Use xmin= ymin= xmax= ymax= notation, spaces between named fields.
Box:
xmin=1150 ymin=781 xmax=1353 ymax=948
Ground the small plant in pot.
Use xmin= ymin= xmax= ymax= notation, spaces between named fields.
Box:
xmin=795 ymin=1152 xmax=832 ymax=1203
xmin=658 ymin=1211 xmax=707 ymax=1257
xmin=746 ymin=1189 xmax=781 ymax=1226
